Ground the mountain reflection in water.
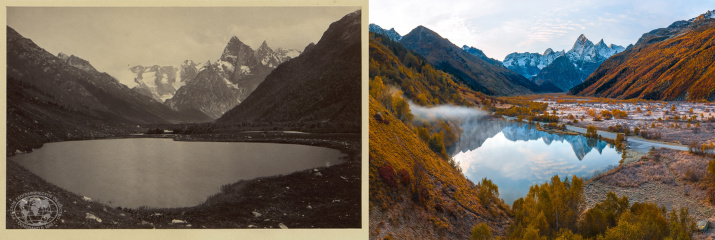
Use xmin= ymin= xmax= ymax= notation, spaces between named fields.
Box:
xmin=453 ymin=120 xmax=620 ymax=205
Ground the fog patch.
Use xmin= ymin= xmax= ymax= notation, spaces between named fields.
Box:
xmin=409 ymin=102 xmax=488 ymax=122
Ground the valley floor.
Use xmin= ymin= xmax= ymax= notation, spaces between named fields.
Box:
xmin=585 ymin=148 xmax=715 ymax=239
xmin=6 ymin=132 xmax=361 ymax=229
xmin=506 ymin=94 xmax=715 ymax=238
xmin=532 ymin=93 xmax=715 ymax=147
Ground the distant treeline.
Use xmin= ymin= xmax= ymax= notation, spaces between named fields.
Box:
xmin=142 ymin=121 xmax=361 ymax=135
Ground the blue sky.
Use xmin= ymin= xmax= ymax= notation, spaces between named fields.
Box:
xmin=370 ymin=0 xmax=714 ymax=60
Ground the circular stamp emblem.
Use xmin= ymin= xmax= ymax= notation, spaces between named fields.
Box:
xmin=10 ymin=192 xmax=63 ymax=229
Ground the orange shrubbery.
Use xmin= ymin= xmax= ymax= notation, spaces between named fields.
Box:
xmin=572 ymin=21 xmax=715 ymax=101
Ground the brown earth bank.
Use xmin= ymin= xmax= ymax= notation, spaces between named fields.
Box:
xmin=585 ymin=148 xmax=715 ymax=239
xmin=369 ymin=97 xmax=511 ymax=240
xmin=6 ymin=132 xmax=361 ymax=229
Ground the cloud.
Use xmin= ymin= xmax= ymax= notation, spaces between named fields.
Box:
xmin=409 ymin=103 xmax=489 ymax=121
xmin=515 ymin=19 xmax=584 ymax=48
xmin=370 ymin=0 xmax=713 ymax=60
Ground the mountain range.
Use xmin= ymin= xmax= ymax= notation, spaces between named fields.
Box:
xmin=571 ymin=10 xmax=715 ymax=101
xmin=399 ymin=25 xmax=559 ymax=95
xmin=455 ymin=121 xmax=609 ymax=161
xmin=130 ymin=65 xmax=182 ymax=102
xmin=369 ymin=23 xmax=628 ymax=93
xmin=217 ymin=10 xmax=361 ymax=128
xmin=124 ymin=39 xmax=300 ymax=119
xmin=6 ymin=9 xmax=360 ymax=155
xmin=6 ymin=26 xmax=214 ymax=154
xmin=503 ymin=35 xmax=625 ymax=91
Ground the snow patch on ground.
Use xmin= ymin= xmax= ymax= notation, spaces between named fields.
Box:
xmin=240 ymin=65 xmax=251 ymax=75
xmin=223 ymin=77 xmax=239 ymax=89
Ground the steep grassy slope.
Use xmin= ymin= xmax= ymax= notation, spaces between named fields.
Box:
xmin=570 ymin=18 xmax=715 ymax=101
xmin=370 ymin=32 xmax=486 ymax=107
xmin=369 ymin=97 xmax=511 ymax=239
xmin=6 ymin=77 xmax=135 ymax=155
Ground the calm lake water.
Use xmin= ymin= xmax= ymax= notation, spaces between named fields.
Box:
xmin=11 ymin=138 xmax=346 ymax=208
xmin=453 ymin=121 xmax=621 ymax=205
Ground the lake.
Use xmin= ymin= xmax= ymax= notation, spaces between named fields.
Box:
xmin=10 ymin=138 xmax=346 ymax=208
xmin=452 ymin=121 xmax=621 ymax=205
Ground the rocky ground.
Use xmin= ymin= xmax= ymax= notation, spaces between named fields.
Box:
xmin=532 ymin=94 xmax=715 ymax=147
xmin=584 ymin=148 xmax=715 ymax=239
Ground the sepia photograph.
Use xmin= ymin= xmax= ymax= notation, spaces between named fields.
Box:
xmin=5 ymin=4 xmax=363 ymax=232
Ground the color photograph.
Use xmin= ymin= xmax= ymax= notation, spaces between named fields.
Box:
xmin=368 ymin=0 xmax=715 ymax=239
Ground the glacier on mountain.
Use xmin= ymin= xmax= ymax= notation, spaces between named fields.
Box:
xmin=503 ymin=34 xmax=624 ymax=80
xmin=501 ymin=34 xmax=625 ymax=91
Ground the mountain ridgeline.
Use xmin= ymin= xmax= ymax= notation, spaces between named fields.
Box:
xmin=216 ymin=10 xmax=361 ymax=131
xmin=570 ymin=10 xmax=715 ymax=101
xmin=164 ymin=38 xmax=300 ymax=119
xmin=369 ymin=23 xmax=402 ymax=41
xmin=6 ymin=26 xmax=212 ymax=154
xmin=503 ymin=35 xmax=625 ymax=91
xmin=399 ymin=26 xmax=559 ymax=95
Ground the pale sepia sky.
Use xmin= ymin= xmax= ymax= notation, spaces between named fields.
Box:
xmin=8 ymin=7 xmax=359 ymax=87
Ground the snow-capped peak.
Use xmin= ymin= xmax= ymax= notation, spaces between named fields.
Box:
xmin=254 ymin=40 xmax=300 ymax=67
xmin=576 ymin=34 xmax=589 ymax=44
xmin=704 ymin=10 xmax=715 ymax=20
xmin=571 ymin=34 xmax=594 ymax=52
xmin=543 ymin=48 xmax=554 ymax=55
xmin=504 ymin=34 xmax=625 ymax=80
xmin=462 ymin=45 xmax=488 ymax=59
xmin=596 ymin=39 xmax=606 ymax=47
xmin=369 ymin=23 xmax=402 ymax=41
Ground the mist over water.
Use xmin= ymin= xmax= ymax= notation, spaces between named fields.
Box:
xmin=408 ymin=102 xmax=620 ymax=204
xmin=409 ymin=102 xmax=489 ymax=122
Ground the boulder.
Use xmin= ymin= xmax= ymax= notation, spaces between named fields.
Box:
xmin=697 ymin=219 xmax=709 ymax=232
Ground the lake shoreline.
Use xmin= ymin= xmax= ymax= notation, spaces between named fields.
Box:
xmin=6 ymin=132 xmax=362 ymax=229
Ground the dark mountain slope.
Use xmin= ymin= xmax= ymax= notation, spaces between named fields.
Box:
xmin=532 ymin=56 xmax=583 ymax=91
xmin=369 ymin=32 xmax=485 ymax=106
xmin=399 ymin=26 xmax=556 ymax=95
xmin=166 ymin=37 xmax=296 ymax=119
xmin=6 ymin=26 xmax=211 ymax=154
xmin=216 ymin=10 xmax=361 ymax=129
xmin=7 ymin=26 xmax=209 ymax=124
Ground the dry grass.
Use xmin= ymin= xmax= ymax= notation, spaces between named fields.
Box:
xmin=369 ymin=97 xmax=511 ymax=239
xmin=597 ymin=157 xmax=675 ymax=187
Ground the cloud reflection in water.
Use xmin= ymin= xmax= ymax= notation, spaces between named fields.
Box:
xmin=453 ymin=121 xmax=620 ymax=205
